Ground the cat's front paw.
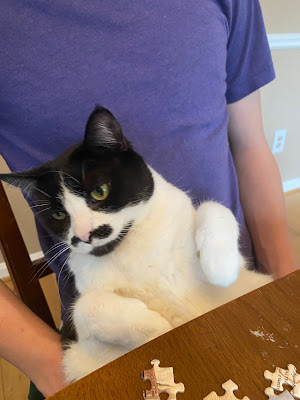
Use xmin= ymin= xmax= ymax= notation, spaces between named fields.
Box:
xmin=135 ymin=311 xmax=172 ymax=346
xmin=63 ymin=340 xmax=129 ymax=383
xmin=198 ymin=236 xmax=241 ymax=287
xmin=196 ymin=201 xmax=242 ymax=287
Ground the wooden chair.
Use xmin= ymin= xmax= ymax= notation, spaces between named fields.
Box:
xmin=0 ymin=181 xmax=56 ymax=328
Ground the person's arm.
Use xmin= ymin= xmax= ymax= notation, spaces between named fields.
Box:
xmin=228 ymin=89 xmax=298 ymax=278
xmin=0 ymin=279 xmax=66 ymax=397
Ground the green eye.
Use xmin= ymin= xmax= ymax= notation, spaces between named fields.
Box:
xmin=52 ymin=211 xmax=66 ymax=220
xmin=90 ymin=184 xmax=109 ymax=201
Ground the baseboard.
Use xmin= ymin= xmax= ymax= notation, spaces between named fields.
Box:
xmin=268 ymin=33 xmax=300 ymax=50
xmin=0 ymin=251 xmax=44 ymax=280
xmin=282 ymin=178 xmax=300 ymax=193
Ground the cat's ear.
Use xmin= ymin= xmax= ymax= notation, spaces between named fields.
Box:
xmin=84 ymin=106 xmax=129 ymax=152
xmin=0 ymin=169 xmax=41 ymax=195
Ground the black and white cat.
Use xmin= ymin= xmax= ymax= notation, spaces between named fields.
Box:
xmin=0 ymin=107 xmax=272 ymax=383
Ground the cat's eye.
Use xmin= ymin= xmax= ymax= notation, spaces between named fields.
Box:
xmin=90 ymin=184 xmax=109 ymax=201
xmin=52 ymin=211 xmax=66 ymax=220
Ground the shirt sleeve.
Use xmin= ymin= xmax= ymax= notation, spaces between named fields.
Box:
xmin=225 ymin=0 xmax=275 ymax=104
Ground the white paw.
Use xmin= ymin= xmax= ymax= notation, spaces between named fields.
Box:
xmin=135 ymin=311 xmax=173 ymax=345
xmin=63 ymin=340 xmax=129 ymax=383
xmin=63 ymin=341 xmax=103 ymax=384
xmin=196 ymin=201 xmax=241 ymax=287
xmin=196 ymin=231 xmax=241 ymax=287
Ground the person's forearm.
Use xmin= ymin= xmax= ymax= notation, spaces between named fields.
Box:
xmin=0 ymin=280 xmax=66 ymax=397
xmin=233 ymin=143 xmax=298 ymax=277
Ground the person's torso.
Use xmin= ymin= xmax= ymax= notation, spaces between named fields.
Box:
xmin=0 ymin=1 xmax=252 ymax=313
xmin=1 ymin=0 xmax=233 ymax=202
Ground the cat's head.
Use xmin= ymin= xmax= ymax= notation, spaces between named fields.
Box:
xmin=0 ymin=107 xmax=154 ymax=256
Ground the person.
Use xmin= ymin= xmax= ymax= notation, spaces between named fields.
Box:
xmin=0 ymin=0 xmax=298 ymax=398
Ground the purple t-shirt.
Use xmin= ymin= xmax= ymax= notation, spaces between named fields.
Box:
xmin=1 ymin=0 xmax=275 ymax=320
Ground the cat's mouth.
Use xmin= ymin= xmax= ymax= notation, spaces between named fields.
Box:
xmin=70 ymin=221 xmax=133 ymax=257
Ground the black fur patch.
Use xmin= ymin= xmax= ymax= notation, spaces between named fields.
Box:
xmin=61 ymin=278 xmax=79 ymax=350
xmin=61 ymin=319 xmax=78 ymax=351
xmin=90 ymin=224 xmax=113 ymax=240
xmin=63 ymin=146 xmax=154 ymax=213
xmin=71 ymin=224 xmax=113 ymax=246
xmin=90 ymin=221 xmax=132 ymax=257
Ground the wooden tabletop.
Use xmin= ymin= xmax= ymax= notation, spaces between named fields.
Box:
xmin=49 ymin=271 xmax=300 ymax=399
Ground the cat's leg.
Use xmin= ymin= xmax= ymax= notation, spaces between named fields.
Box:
xmin=195 ymin=201 xmax=243 ymax=287
xmin=145 ymin=291 xmax=199 ymax=327
xmin=63 ymin=338 xmax=129 ymax=383
xmin=74 ymin=291 xmax=172 ymax=349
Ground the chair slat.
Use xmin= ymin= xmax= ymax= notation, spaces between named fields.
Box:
xmin=0 ymin=181 xmax=55 ymax=328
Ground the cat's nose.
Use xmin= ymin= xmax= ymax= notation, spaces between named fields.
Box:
xmin=72 ymin=219 xmax=92 ymax=243
xmin=78 ymin=233 xmax=90 ymax=243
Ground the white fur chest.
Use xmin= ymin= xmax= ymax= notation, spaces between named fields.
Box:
xmin=69 ymin=221 xmax=199 ymax=300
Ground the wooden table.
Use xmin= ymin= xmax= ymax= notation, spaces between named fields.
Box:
xmin=49 ymin=271 xmax=300 ymax=399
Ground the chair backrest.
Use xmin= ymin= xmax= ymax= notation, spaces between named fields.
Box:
xmin=0 ymin=181 xmax=55 ymax=328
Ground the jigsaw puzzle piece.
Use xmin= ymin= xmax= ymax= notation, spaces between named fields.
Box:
xmin=141 ymin=359 xmax=185 ymax=400
xmin=265 ymin=387 xmax=294 ymax=399
xmin=264 ymin=368 xmax=285 ymax=392
xmin=203 ymin=379 xmax=251 ymax=400
xmin=288 ymin=364 xmax=300 ymax=399
xmin=264 ymin=364 xmax=300 ymax=398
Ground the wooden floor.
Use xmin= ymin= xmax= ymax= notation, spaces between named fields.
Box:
xmin=0 ymin=190 xmax=299 ymax=400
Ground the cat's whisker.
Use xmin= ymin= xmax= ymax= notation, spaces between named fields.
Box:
xmin=53 ymin=170 xmax=80 ymax=185
xmin=33 ymin=251 xmax=64 ymax=283
xmin=62 ymin=185 xmax=84 ymax=197
xmin=34 ymin=199 xmax=51 ymax=203
xmin=58 ymin=253 xmax=71 ymax=288
xmin=63 ymin=267 xmax=73 ymax=287
xmin=25 ymin=203 xmax=51 ymax=211
xmin=62 ymin=254 xmax=74 ymax=286
xmin=55 ymin=251 xmax=69 ymax=274
xmin=33 ymin=264 xmax=53 ymax=283
xmin=30 ymin=262 xmax=52 ymax=284
xmin=46 ymin=245 xmax=70 ymax=265
xmin=34 ymin=187 xmax=51 ymax=198
xmin=30 ymin=245 xmax=69 ymax=283
xmin=22 ymin=182 xmax=34 ymax=193
xmin=170 ymin=175 xmax=184 ymax=187
xmin=34 ymin=207 xmax=52 ymax=216
xmin=43 ymin=241 xmax=69 ymax=256
xmin=35 ymin=246 xmax=70 ymax=282
xmin=32 ymin=205 xmax=48 ymax=209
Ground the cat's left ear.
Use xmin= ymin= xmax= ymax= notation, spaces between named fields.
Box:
xmin=0 ymin=169 xmax=41 ymax=195
xmin=84 ymin=106 xmax=129 ymax=152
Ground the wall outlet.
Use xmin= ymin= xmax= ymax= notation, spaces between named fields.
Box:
xmin=272 ymin=129 xmax=287 ymax=154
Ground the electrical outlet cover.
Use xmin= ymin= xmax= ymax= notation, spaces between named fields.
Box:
xmin=272 ymin=129 xmax=287 ymax=154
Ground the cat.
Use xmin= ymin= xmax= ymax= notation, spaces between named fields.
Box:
xmin=0 ymin=106 xmax=272 ymax=384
